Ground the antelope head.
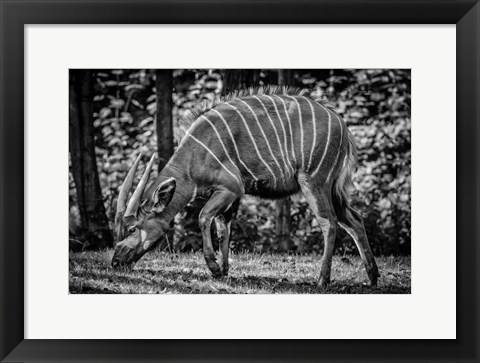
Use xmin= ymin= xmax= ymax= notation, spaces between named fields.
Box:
xmin=111 ymin=153 xmax=176 ymax=269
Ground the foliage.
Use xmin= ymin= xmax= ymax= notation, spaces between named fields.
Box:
xmin=69 ymin=69 xmax=411 ymax=256
xmin=69 ymin=250 xmax=411 ymax=294
xmin=287 ymin=69 xmax=411 ymax=255
xmin=323 ymin=69 xmax=411 ymax=255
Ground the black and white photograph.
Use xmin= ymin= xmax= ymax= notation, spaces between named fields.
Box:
xmin=69 ymin=68 xmax=411 ymax=294
xmin=3 ymin=0 xmax=479 ymax=359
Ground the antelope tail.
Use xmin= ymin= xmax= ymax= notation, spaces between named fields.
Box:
xmin=331 ymin=129 xmax=361 ymax=224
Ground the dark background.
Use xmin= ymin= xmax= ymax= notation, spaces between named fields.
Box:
xmin=69 ymin=69 xmax=411 ymax=256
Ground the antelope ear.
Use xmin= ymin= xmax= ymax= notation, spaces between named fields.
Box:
xmin=151 ymin=178 xmax=176 ymax=213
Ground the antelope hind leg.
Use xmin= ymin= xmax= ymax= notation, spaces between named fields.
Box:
xmin=316 ymin=211 xmax=337 ymax=288
xmin=199 ymin=190 xmax=238 ymax=278
xmin=299 ymin=177 xmax=338 ymax=289
xmin=338 ymin=211 xmax=379 ymax=286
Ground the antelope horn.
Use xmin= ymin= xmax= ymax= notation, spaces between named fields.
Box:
xmin=116 ymin=153 xmax=142 ymax=216
xmin=114 ymin=153 xmax=143 ymax=241
xmin=124 ymin=153 xmax=157 ymax=219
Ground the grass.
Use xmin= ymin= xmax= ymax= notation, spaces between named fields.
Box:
xmin=69 ymin=250 xmax=410 ymax=294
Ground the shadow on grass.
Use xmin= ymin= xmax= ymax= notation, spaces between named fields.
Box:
xmin=70 ymin=259 xmax=410 ymax=294
xmin=70 ymin=284 xmax=117 ymax=294
xmin=69 ymin=270 xmax=177 ymax=294
xmin=134 ymin=269 xmax=410 ymax=294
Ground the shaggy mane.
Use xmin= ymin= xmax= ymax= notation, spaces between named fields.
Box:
xmin=177 ymin=85 xmax=318 ymax=141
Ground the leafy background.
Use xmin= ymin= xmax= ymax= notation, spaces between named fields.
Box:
xmin=69 ymin=69 xmax=411 ymax=256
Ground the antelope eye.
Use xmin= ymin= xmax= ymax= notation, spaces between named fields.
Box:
xmin=128 ymin=226 xmax=136 ymax=234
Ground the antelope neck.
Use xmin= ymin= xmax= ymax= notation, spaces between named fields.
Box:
xmin=152 ymin=161 xmax=196 ymax=223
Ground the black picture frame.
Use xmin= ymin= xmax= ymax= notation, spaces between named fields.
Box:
xmin=1 ymin=1 xmax=478 ymax=362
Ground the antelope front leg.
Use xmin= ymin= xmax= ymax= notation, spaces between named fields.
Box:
xmin=338 ymin=208 xmax=379 ymax=286
xmin=215 ymin=199 xmax=239 ymax=276
xmin=199 ymin=190 xmax=238 ymax=278
xmin=215 ymin=216 xmax=231 ymax=276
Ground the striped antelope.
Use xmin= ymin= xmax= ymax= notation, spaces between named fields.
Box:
xmin=112 ymin=87 xmax=379 ymax=287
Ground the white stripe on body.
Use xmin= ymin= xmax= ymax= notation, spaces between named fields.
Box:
xmin=189 ymin=185 xmax=198 ymax=204
xmin=287 ymin=96 xmax=305 ymax=169
xmin=273 ymin=95 xmax=297 ymax=166
xmin=163 ymin=119 xmax=203 ymax=171
xmin=252 ymin=96 xmax=293 ymax=177
xmin=303 ymin=97 xmax=317 ymax=172
xmin=225 ymin=103 xmax=278 ymax=186
xmin=200 ymin=114 xmax=243 ymax=178
xmin=211 ymin=109 xmax=258 ymax=181
xmin=264 ymin=95 xmax=295 ymax=173
xmin=311 ymin=109 xmax=332 ymax=178
xmin=184 ymin=130 xmax=242 ymax=187
xmin=238 ymin=99 xmax=284 ymax=178
xmin=326 ymin=113 xmax=344 ymax=183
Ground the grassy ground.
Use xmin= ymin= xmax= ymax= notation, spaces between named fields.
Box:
xmin=69 ymin=250 xmax=410 ymax=294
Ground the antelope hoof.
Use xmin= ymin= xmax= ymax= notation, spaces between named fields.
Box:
xmin=368 ymin=269 xmax=379 ymax=287
xmin=211 ymin=268 xmax=223 ymax=279
xmin=205 ymin=257 xmax=222 ymax=278
xmin=318 ymin=275 xmax=330 ymax=289
xmin=222 ymin=265 xmax=229 ymax=277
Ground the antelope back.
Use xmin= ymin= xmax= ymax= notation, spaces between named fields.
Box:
xmin=173 ymin=87 xmax=348 ymax=198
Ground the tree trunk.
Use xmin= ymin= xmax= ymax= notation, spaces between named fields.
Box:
xmin=275 ymin=198 xmax=292 ymax=251
xmin=276 ymin=69 xmax=293 ymax=252
xmin=278 ymin=69 xmax=292 ymax=88
xmin=155 ymin=69 xmax=175 ymax=250
xmin=155 ymin=70 xmax=174 ymax=171
xmin=69 ymin=70 xmax=113 ymax=250
xmin=222 ymin=69 xmax=260 ymax=96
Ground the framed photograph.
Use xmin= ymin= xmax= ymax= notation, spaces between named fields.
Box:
xmin=1 ymin=0 xmax=479 ymax=362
